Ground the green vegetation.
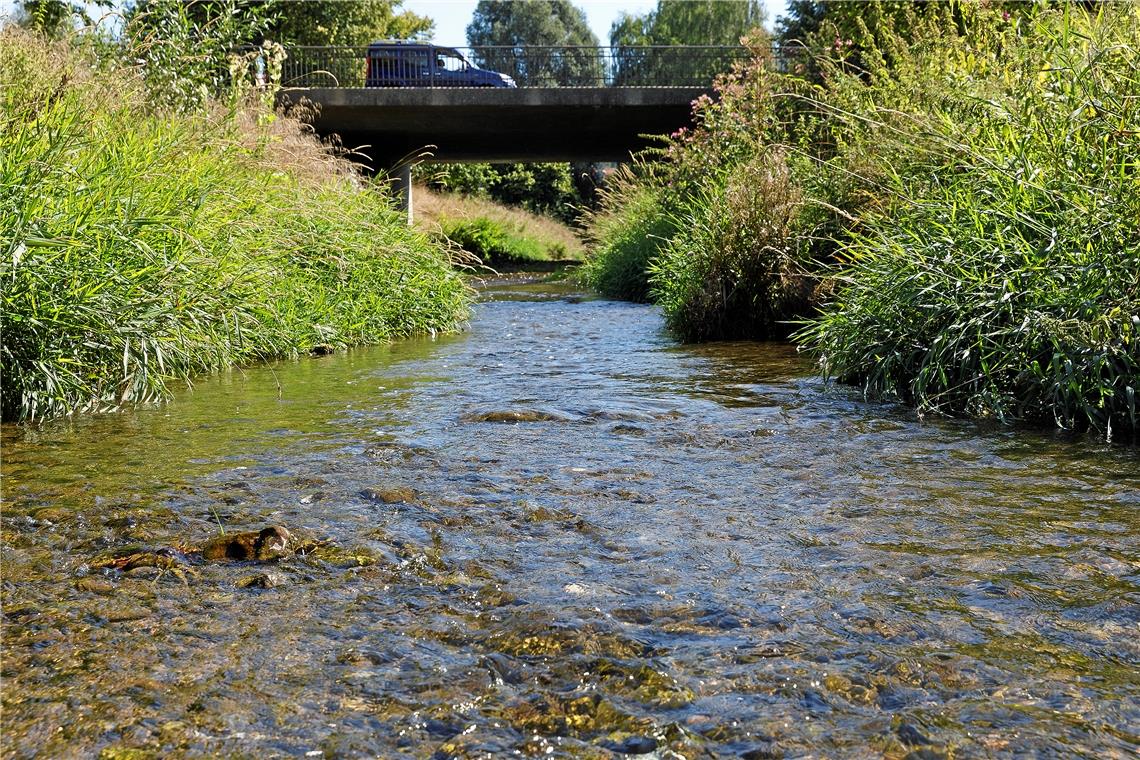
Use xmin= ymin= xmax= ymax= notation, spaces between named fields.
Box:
xmin=584 ymin=3 xmax=1139 ymax=437
xmin=580 ymin=172 xmax=674 ymax=302
xmin=416 ymin=162 xmax=596 ymax=226
xmin=610 ymin=0 xmax=765 ymax=85
xmin=1 ymin=26 xmax=468 ymax=422
xmin=611 ymin=0 xmax=764 ymax=45
xmin=268 ymin=0 xmax=433 ymax=46
xmin=415 ymin=186 xmax=583 ymax=266
xmin=467 ymin=0 xmax=600 ymax=86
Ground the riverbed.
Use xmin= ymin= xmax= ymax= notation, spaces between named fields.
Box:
xmin=2 ymin=278 xmax=1138 ymax=758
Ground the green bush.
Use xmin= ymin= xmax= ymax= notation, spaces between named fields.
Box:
xmin=0 ymin=30 xmax=469 ymax=421
xmin=650 ymin=154 xmax=815 ymax=340
xmin=586 ymin=4 xmax=1139 ymax=436
xmin=440 ymin=216 xmax=548 ymax=264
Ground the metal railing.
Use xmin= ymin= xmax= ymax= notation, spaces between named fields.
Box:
xmin=280 ymin=45 xmax=757 ymax=89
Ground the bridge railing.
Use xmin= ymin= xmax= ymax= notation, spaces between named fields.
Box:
xmin=280 ymin=45 xmax=757 ymax=88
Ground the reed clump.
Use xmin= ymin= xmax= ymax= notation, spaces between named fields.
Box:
xmin=1 ymin=29 xmax=469 ymax=421
xmin=584 ymin=4 xmax=1139 ymax=436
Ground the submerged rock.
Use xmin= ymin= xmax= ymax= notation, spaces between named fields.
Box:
xmin=235 ymin=571 xmax=283 ymax=589
xmin=199 ymin=526 xmax=291 ymax=562
xmin=75 ymin=577 xmax=115 ymax=595
xmin=897 ymin=723 xmax=934 ymax=747
xmin=32 ymin=507 xmax=76 ymax=524
xmin=465 ymin=410 xmax=566 ymax=424
xmin=360 ymin=487 xmax=417 ymax=504
xmin=614 ymin=736 xmax=656 ymax=754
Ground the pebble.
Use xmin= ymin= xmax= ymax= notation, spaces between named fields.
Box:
xmin=360 ymin=487 xmax=416 ymax=504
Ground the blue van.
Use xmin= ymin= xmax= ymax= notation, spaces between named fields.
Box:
xmin=366 ymin=42 xmax=517 ymax=88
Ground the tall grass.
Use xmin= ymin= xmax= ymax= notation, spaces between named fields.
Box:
xmin=583 ymin=5 xmax=1139 ymax=436
xmin=580 ymin=168 xmax=675 ymax=302
xmin=799 ymin=8 xmax=1140 ymax=436
xmin=1 ymin=30 xmax=469 ymax=421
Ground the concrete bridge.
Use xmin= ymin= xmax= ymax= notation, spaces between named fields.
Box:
xmin=280 ymin=86 xmax=710 ymax=165
xmin=275 ymin=44 xmax=751 ymax=218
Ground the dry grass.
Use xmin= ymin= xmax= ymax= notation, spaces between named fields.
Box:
xmin=413 ymin=185 xmax=586 ymax=260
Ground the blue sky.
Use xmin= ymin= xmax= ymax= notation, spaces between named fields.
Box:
xmin=404 ymin=0 xmax=789 ymax=46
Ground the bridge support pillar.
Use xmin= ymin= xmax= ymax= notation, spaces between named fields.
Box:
xmin=391 ymin=166 xmax=413 ymax=226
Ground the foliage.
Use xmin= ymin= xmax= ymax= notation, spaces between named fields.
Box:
xmin=415 ymin=184 xmax=585 ymax=264
xmin=651 ymin=153 xmax=815 ymax=341
xmin=610 ymin=0 xmax=764 ymax=85
xmin=611 ymin=0 xmax=764 ymax=45
xmin=0 ymin=28 xmax=468 ymax=422
xmin=123 ymin=0 xmax=280 ymax=112
xmin=580 ymin=169 xmax=674 ymax=302
xmin=13 ymin=0 xmax=107 ymax=37
xmin=269 ymin=0 xmax=433 ymax=46
xmin=439 ymin=217 xmax=553 ymax=265
xmin=466 ymin=0 xmax=601 ymax=86
xmin=586 ymin=3 xmax=1140 ymax=435
xmin=416 ymin=162 xmax=592 ymax=225
xmin=799 ymin=6 xmax=1140 ymax=437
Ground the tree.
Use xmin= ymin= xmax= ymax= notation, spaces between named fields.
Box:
xmin=609 ymin=0 xmax=764 ymax=85
xmin=611 ymin=0 xmax=765 ymax=46
xmin=269 ymin=0 xmax=433 ymax=47
xmin=123 ymin=0 xmax=276 ymax=110
xmin=466 ymin=0 xmax=601 ymax=86
xmin=16 ymin=0 xmax=111 ymax=37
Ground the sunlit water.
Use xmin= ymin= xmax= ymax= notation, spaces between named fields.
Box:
xmin=2 ymin=278 xmax=1138 ymax=759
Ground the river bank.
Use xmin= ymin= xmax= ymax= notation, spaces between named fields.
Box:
xmin=1 ymin=29 xmax=470 ymax=423
xmin=3 ymin=277 xmax=1137 ymax=757
xmin=415 ymin=184 xmax=586 ymax=268
xmin=583 ymin=4 xmax=1139 ymax=438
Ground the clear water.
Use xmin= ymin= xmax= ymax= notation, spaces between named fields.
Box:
xmin=2 ymin=278 xmax=1138 ymax=758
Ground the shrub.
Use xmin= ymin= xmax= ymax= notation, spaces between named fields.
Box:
xmin=586 ymin=3 xmax=1139 ymax=436
xmin=650 ymin=153 xmax=813 ymax=340
xmin=439 ymin=216 xmax=548 ymax=264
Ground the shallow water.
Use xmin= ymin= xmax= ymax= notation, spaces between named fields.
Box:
xmin=2 ymin=278 xmax=1138 ymax=759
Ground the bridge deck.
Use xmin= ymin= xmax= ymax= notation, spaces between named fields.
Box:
xmin=281 ymin=86 xmax=708 ymax=165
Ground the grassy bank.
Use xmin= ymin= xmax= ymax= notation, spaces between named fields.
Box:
xmin=414 ymin=185 xmax=585 ymax=267
xmin=584 ymin=4 xmax=1139 ymax=437
xmin=1 ymin=30 xmax=469 ymax=422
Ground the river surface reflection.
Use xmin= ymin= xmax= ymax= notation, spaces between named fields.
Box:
xmin=2 ymin=278 xmax=1138 ymax=758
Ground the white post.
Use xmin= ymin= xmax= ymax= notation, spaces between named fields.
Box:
xmin=393 ymin=166 xmax=413 ymax=226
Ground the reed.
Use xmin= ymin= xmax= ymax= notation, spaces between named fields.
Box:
xmin=584 ymin=4 xmax=1138 ymax=436
xmin=1 ymin=30 xmax=469 ymax=421
xmin=799 ymin=8 xmax=1140 ymax=436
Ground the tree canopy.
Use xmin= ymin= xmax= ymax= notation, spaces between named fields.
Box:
xmin=270 ymin=0 xmax=433 ymax=46
xmin=609 ymin=0 xmax=765 ymax=46
xmin=466 ymin=0 xmax=601 ymax=86
xmin=608 ymin=0 xmax=763 ymax=85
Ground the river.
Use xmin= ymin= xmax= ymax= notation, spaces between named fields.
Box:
xmin=2 ymin=278 xmax=1138 ymax=758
